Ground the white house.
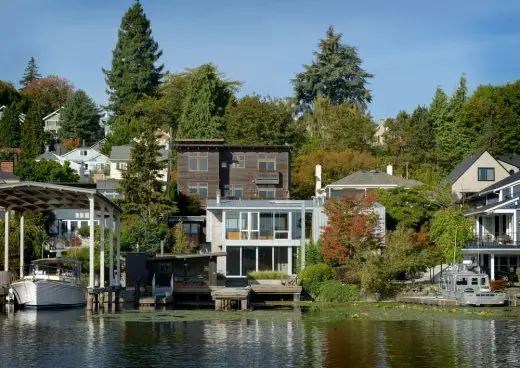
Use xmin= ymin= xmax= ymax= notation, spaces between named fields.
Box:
xmin=0 ymin=105 xmax=5 ymax=120
xmin=109 ymin=144 xmax=168 ymax=181
xmin=61 ymin=146 xmax=110 ymax=177
xmin=35 ymin=151 xmax=82 ymax=174
xmin=43 ymin=108 xmax=63 ymax=134
xmin=205 ymin=198 xmax=327 ymax=277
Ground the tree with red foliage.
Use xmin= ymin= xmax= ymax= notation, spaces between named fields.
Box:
xmin=320 ymin=193 xmax=381 ymax=265
xmin=24 ymin=75 xmax=74 ymax=113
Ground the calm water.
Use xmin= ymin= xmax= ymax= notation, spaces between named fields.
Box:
xmin=1 ymin=305 xmax=520 ymax=367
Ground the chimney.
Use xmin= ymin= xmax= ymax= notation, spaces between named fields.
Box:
xmin=315 ymin=164 xmax=322 ymax=197
xmin=386 ymin=165 xmax=393 ymax=176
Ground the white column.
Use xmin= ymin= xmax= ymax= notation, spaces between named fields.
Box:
xmin=88 ymin=195 xmax=95 ymax=288
xmin=116 ymin=213 xmax=121 ymax=286
xmin=288 ymin=247 xmax=293 ymax=275
xmin=4 ymin=209 xmax=9 ymax=271
xmin=19 ymin=213 xmax=24 ymax=279
xmin=491 ymin=253 xmax=495 ymax=280
xmin=301 ymin=205 xmax=306 ymax=271
xmin=255 ymin=246 xmax=259 ymax=272
xmin=100 ymin=204 xmax=106 ymax=288
xmin=109 ymin=210 xmax=114 ymax=287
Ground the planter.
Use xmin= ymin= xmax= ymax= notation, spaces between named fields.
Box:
xmin=248 ymin=279 xmax=283 ymax=286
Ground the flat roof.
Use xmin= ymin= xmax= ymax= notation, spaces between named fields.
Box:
xmin=0 ymin=181 xmax=122 ymax=214
xmin=148 ymin=252 xmax=226 ymax=261
xmin=206 ymin=199 xmax=318 ymax=210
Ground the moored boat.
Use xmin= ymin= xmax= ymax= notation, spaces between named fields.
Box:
xmin=439 ymin=261 xmax=506 ymax=306
xmin=11 ymin=258 xmax=86 ymax=309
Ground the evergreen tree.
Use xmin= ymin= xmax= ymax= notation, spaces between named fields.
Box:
xmin=407 ymin=105 xmax=435 ymax=164
xmin=103 ymin=1 xmax=163 ymax=117
xmin=19 ymin=57 xmax=41 ymax=89
xmin=59 ymin=90 xmax=103 ymax=146
xmin=0 ymin=81 xmax=21 ymax=106
xmin=293 ymin=25 xmax=373 ymax=111
xmin=176 ymin=64 xmax=237 ymax=139
xmin=20 ymin=102 xmax=45 ymax=161
xmin=0 ymin=105 xmax=21 ymax=148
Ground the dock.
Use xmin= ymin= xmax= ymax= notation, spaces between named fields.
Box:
xmin=211 ymin=287 xmax=250 ymax=311
xmin=396 ymin=295 xmax=463 ymax=306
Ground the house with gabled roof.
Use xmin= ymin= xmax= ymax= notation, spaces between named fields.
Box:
xmin=43 ymin=108 xmax=63 ymax=135
xmin=109 ymin=144 xmax=168 ymax=181
xmin=447 ymin=151 xmax=512 ymax=202
xmin=496 ymin=155 xmax=520 ymax=175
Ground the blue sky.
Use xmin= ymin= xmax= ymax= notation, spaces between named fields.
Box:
xmin=1 ymin=0 xmax=520 ymax=120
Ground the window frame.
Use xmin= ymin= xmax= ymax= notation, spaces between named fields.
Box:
xmin=257 ymin=153 xmax=276 ymax=171
xmin=478 ymin=167 xmax=495 ymax=182
xmin=231 ymin=153 xmax=245 ymax=168
xmin=188 ymin=182 xmax=208 ymax=198
xmin=224 ymin=184 xmax=243 ymax=199
xmin=188 ymin=152 xmax=209 ymax=172
xmin=258 ymin=187 xmax=276 ymax=199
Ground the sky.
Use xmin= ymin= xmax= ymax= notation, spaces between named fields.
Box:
xmin=1 ymin=0 xmax=520 ymax=120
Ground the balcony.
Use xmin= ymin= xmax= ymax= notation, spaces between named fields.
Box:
xmin=255 ymin=170 xmax=280 ymax=185
xmin=463 ymin=234 xmax=520 ymax=249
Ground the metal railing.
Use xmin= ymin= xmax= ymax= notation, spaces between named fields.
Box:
xmin=464 ymin=234 xmax=520 ymax=248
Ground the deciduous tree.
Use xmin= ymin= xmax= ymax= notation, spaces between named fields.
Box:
xmin=429 ymin=208 xmax=473 ymax=263
xmin=173 ymin=222 xmax=191 ymax=254
xmin=14 ymin=159 xmax=79 ymax=182
xmin=24 ymin=75 xmax=74 ymax=113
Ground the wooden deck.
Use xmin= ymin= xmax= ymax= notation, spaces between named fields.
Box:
xmin=396 ymin=295 xmax=463 ymax=306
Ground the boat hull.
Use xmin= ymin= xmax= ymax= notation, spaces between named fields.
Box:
xmin=11 ymin=280 xmax=86 ymax=309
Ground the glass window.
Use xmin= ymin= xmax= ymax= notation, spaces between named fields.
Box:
xmin=258 ymin=247 xmax=272 ymax=271
xmin=292 ymin=212 xmax=302 ymax=240
xmin=258 ymin=188 xmax=276 ymax=199
xmin=471 ymin=278 xmax=478 ymax=285
xmin=225 ymin=212 xmax=240 ymax=240
xmin=478 ymin=168 xmax=495 ymax=181
xmin=275 ymin=213 xmax=289 ymax=239
xmin=240 ymin=212 xmax=249 ymax=240
xmin=292 ymin=247 xmax=298 ymax=275
xmin=274 ymin=247 xmax=289 ymax=273
xmin=226 ymin=247 xmax=240 ymax=276
xmin=224 ymin=184 xmax=243 ymax=199
xmin=258 ymin=153 xmax=276 ymax=171
xmin=242 ymin=247 xmax=256 ymax=276
xmin=188 ymin=152 xmax=208 ymax=172
xmin=259 ymin=213 xmax=274 ymax=240
xmin=231 ymin=153 xmax=245 ymax=168
xmin=481 ymin=278 xmax=486 ymax=285
xmin=250 ymin=212 xmax=259 ymax=240
xmin=70 ymin=221 xmax=78 ymax=233
xmin=188 ymin=182 xmax=208 ymax=198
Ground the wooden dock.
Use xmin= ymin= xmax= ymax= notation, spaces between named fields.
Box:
xmin=250 ymin=285 xmax=302 ymax=301
xmin=211 ymin=287 xmax=250 ymax=311
xmin=396 ymin=295 xmax=463 ymax=306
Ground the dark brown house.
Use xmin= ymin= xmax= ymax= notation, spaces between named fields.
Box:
xmin=176 ymin=139 xmax=291 ymax=201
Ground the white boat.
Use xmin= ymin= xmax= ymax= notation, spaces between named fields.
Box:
xmin=11 ymin=258 xmax=86 ymax=309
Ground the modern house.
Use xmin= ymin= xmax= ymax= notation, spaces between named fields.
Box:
xmin=462 ymin=171 xmax=520 ymax=280
xmin=320 ymin=165 xmax=421 ymax=198
xmin=205 ymin=198 xmax=326 ymax=277
xmin=109 ymin=144 xmax=168 ymax=181
xmin=43 ymin=108 xmax=63 ymax=135
xmin=447 ymin=151 xmax=514 ymax=202
xmin=175 ymin=139 xmax=291 ymax=202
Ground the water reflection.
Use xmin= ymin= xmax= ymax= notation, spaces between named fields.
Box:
xmin=2 ymin=308 xmax=520 ymax=367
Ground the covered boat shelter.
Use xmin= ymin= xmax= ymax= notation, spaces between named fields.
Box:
xmin=0 ymin=182 xmax=122 ymax=289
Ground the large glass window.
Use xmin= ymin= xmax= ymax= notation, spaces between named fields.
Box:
xmin=259 ymin=213 xmax=274 ymax=240
xmin=188 ymin=182 xmax=208 ymax=198
xmin=292 ymin=212 xmax=302 ymax=239
xmin=478 ymin=167 xmax=495 ymax=181
xmin=241 ymin=247 xmax=256 ymax=276
xmin=275 ymin=213 xmax=289 ymax=239
xmin=188 ymin=152 xmax=208 ymax=172
xmin=258 ymin=247 xmax=273 ymax=271
xmin=274 ymin=247 xmax=289 ymax=273
xmin=231 ymin=153 xmax=245 ymax=168
xmin=240 ymin=212 xmax=249 ymax=240
xmin=292 ymin=247 xmax=298 ymax=275
xmin=250 ymin=212 xmax=259 ymax=240
xmin=258 ymin=187 xmax=276 ymax=199
xmin=224 ymin=184 xmax=243 ymax=199
xmin=225 ymin=212 xmax=240 ymax=240
xmin=258 ymin=153 xmax=276 ymax=171
xmin=226 ymin=247 xmax=240 ymax=276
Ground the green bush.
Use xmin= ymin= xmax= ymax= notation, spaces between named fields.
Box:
xmin=247 ymin=271 xmax=289 ymax=280
xmin=300 ymin=263 xmax=335 ymax=298
xmin=317 ymin=281 xmax=360 ymax=302
xmin=77 ymin=226 xmax=90 ymax=238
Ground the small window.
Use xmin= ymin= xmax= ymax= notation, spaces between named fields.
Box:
xmin=231 ymin=153 xmax=245 ymax=168
xmin=188 ymin=182 xmax=208 ymax=198
xmin=224 ymin=184 xmax=243 ymax=199
xmin=471 ymin=278 xmax=478 ymax=285
xmin=258 ymin=153 xmax=276 ymax=171
xmin=481 ymin=278 xmax=486 ymax=285
xmin=258 ymin=188 xmax=276 ymax=199
xmin=116 ymin=162 xmax=127 ymax=170
xmin=81 ymin=150 xmax=88 ymax=156
xmin=188 ymin=152 xmax=208 ymax=172
xmin=478 ymin=168 xmax=495 ymax=181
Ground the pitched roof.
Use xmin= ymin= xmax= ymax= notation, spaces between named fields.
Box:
xmin=496 ymin=155 xmax=520 ymax=169
xmin=36 ymin=151 xmax=61 ymax=161
xmin=42 ymin=108 xmax=62 ymax=121
xmin=110 ymin=145 xmax=168 ymax=161
xmin=446 ymin=151 xmax=485 ymax=183
xmin=327 ymin=170 xmax=421 ymax=188
xmin=479 ymin=170 xmax=520 ymax=195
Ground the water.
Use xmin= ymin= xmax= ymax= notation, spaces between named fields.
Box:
xmin=1 ymin=305 xmax=520 ymax=367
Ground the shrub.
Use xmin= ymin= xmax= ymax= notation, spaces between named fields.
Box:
xmin=490 ymin=279 xmax=508 ymax=291
xmin=300 ymin=263 xmax=335 ymax=298
xmin=247 ymin=271 xmax=289 ymax=280
xmin=77 ymin=226 xmax=90 ymax=238
xmin=317 ymin=281 xmax=360 ymax=302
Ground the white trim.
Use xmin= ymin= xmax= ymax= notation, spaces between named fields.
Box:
xmin=42 ymin=108 xmax=62 ymax=121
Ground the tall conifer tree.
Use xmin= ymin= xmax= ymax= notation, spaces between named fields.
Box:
xmin=103 ymin=1 xmax=163 ymax=117
xmin=20 ymin=103 xmax=45 ymax=161
xmin=0 ymin=105 xmax=21 ymax=148
xmin=20 ymin=57 xmax=41 ymax=89
xmin=59 ymin=90 xmax=103 ymax=145
xmin=176 ymin=64 xmax=236 ymax=139
xmin=293 ymin=26 xmax=373 ymax=111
